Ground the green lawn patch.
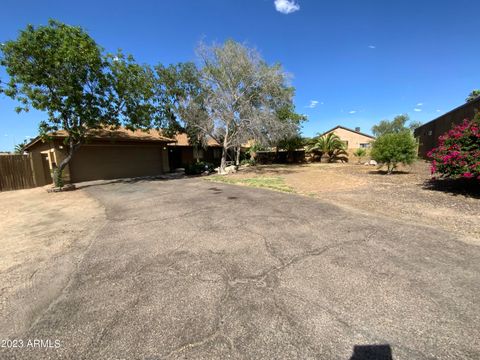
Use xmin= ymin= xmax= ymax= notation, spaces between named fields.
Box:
xmin=207 ymin=175 xmax=294 ymax=193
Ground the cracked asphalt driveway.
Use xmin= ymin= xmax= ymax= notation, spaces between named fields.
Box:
xmin=3 ymin=177 xmax=480 ymax=359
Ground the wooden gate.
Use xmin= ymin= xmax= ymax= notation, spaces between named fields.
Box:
xmin=0 ymin=155 xmax=36 ymax=191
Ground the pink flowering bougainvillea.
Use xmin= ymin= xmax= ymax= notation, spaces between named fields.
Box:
xmin=427 ymin=118 xmax=480 ymax=180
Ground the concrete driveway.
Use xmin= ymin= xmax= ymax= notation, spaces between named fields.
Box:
xmin=3 ymin=177 xmax=479 ymax=359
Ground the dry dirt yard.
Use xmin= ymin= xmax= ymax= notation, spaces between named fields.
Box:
xmin=211 ymin=161 xmax=480 ymax=244
xmin=0 ymin=187 xmax=105 ymax=338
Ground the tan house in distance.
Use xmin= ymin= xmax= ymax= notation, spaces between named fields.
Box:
xmin=24 ymin=128 xmax=173 ymax=184
xmin=321 ymin=125 xmax=375 ymax=151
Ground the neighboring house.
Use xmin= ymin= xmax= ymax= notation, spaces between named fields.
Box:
xmin=167 ymin=133 xmax=222 ymax=169
xmin=24 ymin=128 xmax=174 ymax=184
xmin=414 ymin=97 xmax=480 ymax=158
xmin=321 ymin=125 xmax=375 ymax=150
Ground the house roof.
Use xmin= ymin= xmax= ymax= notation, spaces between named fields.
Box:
xmin=24 ymin=127 xmax=175 ymax=151
xmin=170 ymin=133 xmax=221 ymax=147
xmin=320 ymin=125 xmax=375 ymax=139
xmin=414 ymin=96 xmax=480 ymax=135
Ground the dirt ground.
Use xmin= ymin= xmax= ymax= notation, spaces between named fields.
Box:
xmin=0 ymin=186 xmax=105 ymax=337
xmin=215 ymin=161 xmax=480 ymax=244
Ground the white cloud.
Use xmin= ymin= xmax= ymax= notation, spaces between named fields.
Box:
xmin=436 ymin=109 xmax=441 ymax=112
xmin=417 ymin=102 xmax=423 ymax=106
xmin=307 ymin=100 xmax=319 ymax=108
xmin=274 ymin=0 xmax=300 ymax=14
xmin=414 ymin=108 xmax=422 ymax=112
xmin=368 ymin=45 xmax=376 ymax=49
xmin=349 ymin=110 xmax=357 ymax=114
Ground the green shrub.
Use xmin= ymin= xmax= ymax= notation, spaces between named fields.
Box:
xmin=353 ymin=148 xmax=367 ymax=163
xmin=370 ymin=131 xmax=417 ymax=173
xmin=240 ymin=159 xmax=256 ymax=166
xmin=185 ymin=161 xmax=214 ymax=175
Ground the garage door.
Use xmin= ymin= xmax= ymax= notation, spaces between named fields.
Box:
xmin=69 ymin=145 xmax=166 ymax=183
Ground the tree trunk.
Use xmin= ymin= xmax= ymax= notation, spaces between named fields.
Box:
xmin=53 ymin=138 xmax=79 ymax=188
xmin=194 ymin=144 xmax=200 ymax=163
xmin=219 ymin=146 xmax=228 ymax=174
xmin=387 ymin=163 xmax=394 ymax=174
xmin=219 ymin=128 xmax=230 ymax=174
xmin=235 ymin=146 xmax=241 ymax=167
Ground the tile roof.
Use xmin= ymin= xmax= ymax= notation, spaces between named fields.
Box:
xmin=171 ymin=133 xmax=221 ymax=147
xmin=24 ymin=127 xmax=175 ymax=150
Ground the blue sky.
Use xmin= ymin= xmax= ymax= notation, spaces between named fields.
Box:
xmin=1 ymin=0 xmax=479 ymax=151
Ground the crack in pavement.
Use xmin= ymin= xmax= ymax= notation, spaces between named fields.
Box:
xmin=226 ymin=231 xmax=377 ymax=288
xmin=25 ymin=219 xmax=109 ymax=335
xmin=161 ymin=231 xmax=377 ymax=358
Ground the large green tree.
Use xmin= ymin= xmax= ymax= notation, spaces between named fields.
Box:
xmin=0 ymin=20 xmax=159 ymax=186
xmin=273 ymin=105 xmax=306 ymax=163
xmin=372 ymin=114 xmax=421 ymax=137
xmin=372 ymin=114 xmax=408 ymax=137
xmin=154 ymin=61 xmax=209 ymax=157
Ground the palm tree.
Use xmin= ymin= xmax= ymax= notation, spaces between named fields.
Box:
xmin=353 ymin=148 xmax=367 ymax=164
xmin=14 ymin=140 xmax=28 ymax=154
xmin=308 ymin=133 xmax=348 ymax=162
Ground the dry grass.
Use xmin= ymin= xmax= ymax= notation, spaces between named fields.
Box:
xmin=208 ymin=175 xmax=294 ymax=193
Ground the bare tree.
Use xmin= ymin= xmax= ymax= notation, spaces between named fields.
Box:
xmin=178 ymin=40 xmax=297 ymax=173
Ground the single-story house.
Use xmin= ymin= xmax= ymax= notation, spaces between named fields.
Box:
xmin=414 ymin=97 xmax=480 ymax=158
xmin=321 ymin=125 xmax=375 ymax=150
xmin=24 ymin=128 xmax=174 ymax=184
xmin=167 ymin=133 xmax=222 ymax=169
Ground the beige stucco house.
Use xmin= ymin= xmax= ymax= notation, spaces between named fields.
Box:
xmin=321 ymin=125 xmax=375 ymax=150
xmin=23 ymin=128 xmax=174 ymax=184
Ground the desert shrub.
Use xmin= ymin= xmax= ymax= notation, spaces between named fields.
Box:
xmin=185 ymin=161 xmax=214 ymax=175
xmin=240 ymin=159 xmax=256 ymax=166
xmin=370 ymin=131 xmax=417 ymax=173
xmin=353 ymin=148 xmax=367 ymax=163
xmin=427 ymin=119 xmax=480 ymax=180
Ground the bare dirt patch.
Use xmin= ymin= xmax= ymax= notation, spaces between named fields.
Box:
xmin=209 ymin=162 xmax=480 ymax=243
xmin=0 ymin=187 xmax=105 ymax=337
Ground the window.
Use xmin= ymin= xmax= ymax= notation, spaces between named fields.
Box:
xmin=360 ymin=143 xmax=370 ymax=148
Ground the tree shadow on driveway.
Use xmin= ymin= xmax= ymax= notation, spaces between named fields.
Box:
xmin=74 ymin=173 xmax=187 ymax=190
